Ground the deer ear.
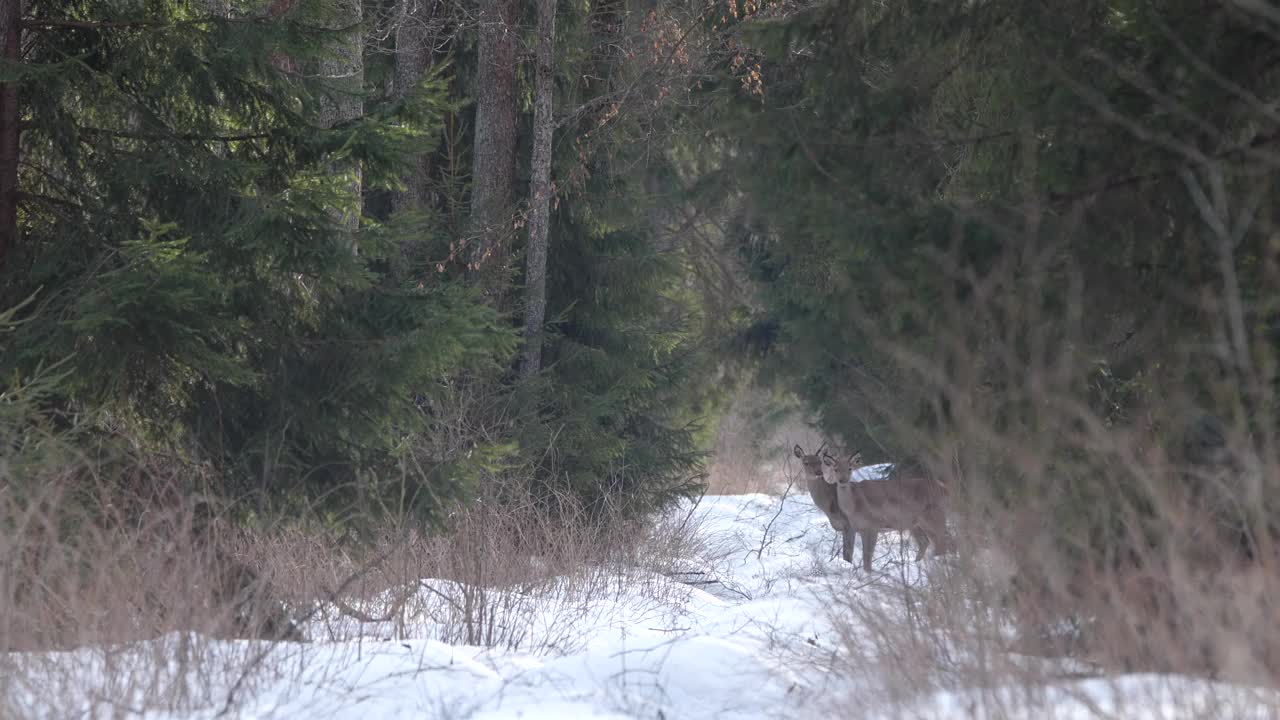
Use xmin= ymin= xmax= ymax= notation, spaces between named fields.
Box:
xmin=851 ymin=452 xmax=862 ymax=464
xmin=793 ymin=444 xmax=804 ymax=458
xmin=822 ymin=453 xmax=836 ymax=467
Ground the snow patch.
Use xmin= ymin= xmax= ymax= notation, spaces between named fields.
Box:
xmin=6 ymin=491 xmax=1277 ymax=719
xmin=850 ymin=463 xmax=894 ymax=483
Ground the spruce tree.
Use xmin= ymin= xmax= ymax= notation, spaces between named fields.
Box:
xmin=695 ymin=0 xmax=1280 ymax=559
xmin=511 ymin=0 xmax=729 ymax=511
xmin=3 ymin=0 xmax=514 ymax=518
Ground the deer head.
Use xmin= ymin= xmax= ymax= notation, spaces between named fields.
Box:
xmin=793 ymin=442 xmax=828 ymax=481
xmin=821 ymin=450 xmax=863 ymax=485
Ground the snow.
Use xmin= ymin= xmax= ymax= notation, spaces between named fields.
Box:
xmin=896 ymin=674 xmax=1280 ymax=720
xmin=6 ymin=492 xmax=1278 ymax=719
xmin=851 ymin=463 xmax=894 ymax=483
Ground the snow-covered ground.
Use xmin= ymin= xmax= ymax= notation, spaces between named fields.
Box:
xmin=851 ymin=463 xmax=894 ymax=482
xmin=8 ymin=491 xmax=1279 ymax=719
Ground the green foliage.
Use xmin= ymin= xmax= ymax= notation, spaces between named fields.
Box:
xmin=459 ymin=0 xmax=728 ymax=514
xmin=694 ymin=0 xmax=1280 ymax=558
xmin=4 ymin=0 xmax=514 ymax=521
xmin=512 ymin=125 xmax=717 ymax=513
xmin=0 ymin=299 xmax=82 ymax=482
xmin=528 ymin=213 xmax=709 ymax=512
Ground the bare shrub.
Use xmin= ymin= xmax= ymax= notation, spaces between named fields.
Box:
xmin=706 ymin=449 xmax=779 ymax=495
xmin=811 ymin=531 xmax=1280 ymax=718
xmin=6 ymin=478 xmax=303 ymax=644
xmin=0 ymin=461 xmax=311 ymax=718
xmin=794 ymin=61 xmax=1280 ymax=716
xmin=0 ymin=461 xmax=707 ymax=717
xmin=805 ymin=269 xmax=1280 ymax=715
xmin=707 ymin=384 xmax=824 ymax=495
xmin=276 ymin=483 xmax=708 ymax=653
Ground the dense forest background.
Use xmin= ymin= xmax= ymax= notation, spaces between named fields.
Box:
xmin=4 ymin=0 xmax=1280 ymax=679
xmin=2 ymin=0 xmax=736 ymax=523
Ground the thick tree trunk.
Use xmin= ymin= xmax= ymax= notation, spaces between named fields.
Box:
xmin=392 ymin=0 xmax=443 ymax=214
xmin=468 ymin=0 xmax=518 ymax=275
xmin=0 ymin=0 xmax=20 ymax=271
xmin=319 ymin=0 xmax=363 ymax=243
xmin=519 ymin=0 xmax=555 ymax=377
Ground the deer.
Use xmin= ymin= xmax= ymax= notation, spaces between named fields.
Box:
xmin=793 ymin=443 xmax=856 ymax=563
xmin=823 ymin=449 xmax=950 ymax=573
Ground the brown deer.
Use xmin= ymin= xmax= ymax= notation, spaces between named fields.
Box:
xmin=793 ymin=443 xmax=856 ymax=563
xmin=825 ymin=450 xmax=950 ymax=572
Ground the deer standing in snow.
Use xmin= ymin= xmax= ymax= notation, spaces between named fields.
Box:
xmin=793 ymin=443 xmax=856 ymax=563
xmin=824 ymin=450 xmax=950 ymax=572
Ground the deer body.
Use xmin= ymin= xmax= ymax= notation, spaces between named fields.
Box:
xmin=794 ymin=444 xmax=856 ymax=563
xmin=829 ymin=452 xmax=949 ymax=572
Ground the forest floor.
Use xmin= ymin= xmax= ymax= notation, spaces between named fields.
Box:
xmin=9 ymin=490 xmax=1279 ymax=719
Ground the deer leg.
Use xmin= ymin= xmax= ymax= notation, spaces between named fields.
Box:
xmin=861 ymin=528 xmax=879 ymax=573
xmin=842 ymin=528 xmax=854 ymax=564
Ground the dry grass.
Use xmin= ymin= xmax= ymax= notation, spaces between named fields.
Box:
xmin=811 ymin=537 xmax=1280 ymax=718
xmin=705 ymin=453 xmax=781 ymax=495
xmin=0 ymin=470 xmax=303 ymax=718
xmin=706 ymin=385 xmax=824 ymax=495
xmin=790 ymin=355 xmax=1280 ymax=717
xmin=0 ymin=465 xmax=707 ymax=718
xmin=753 ymin=109 xmax=1280 ymax=714
xmin=259 ymin=487 xmax=707 ymax=652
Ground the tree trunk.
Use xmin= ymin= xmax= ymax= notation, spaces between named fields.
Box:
xmin=0 ymin=0 xmax=20 ymax=271
xmin=392 ymin=0 xmax=443 ymax=214
xmin=519 ymin=0 xmax=555 ymax=377
xmin=319 ymin=0 xmax=364 ymax=243
xmin=468 ymin=0 xmax=518 ymax=276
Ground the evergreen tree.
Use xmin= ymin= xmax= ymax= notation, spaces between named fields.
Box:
xmin=694 ymin=0 xmax=1280 ymax=558
xmin=510 ymin=0 xmax=731 ymax=510
xmin=2 ymin=0 xmax=514 ymax=518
